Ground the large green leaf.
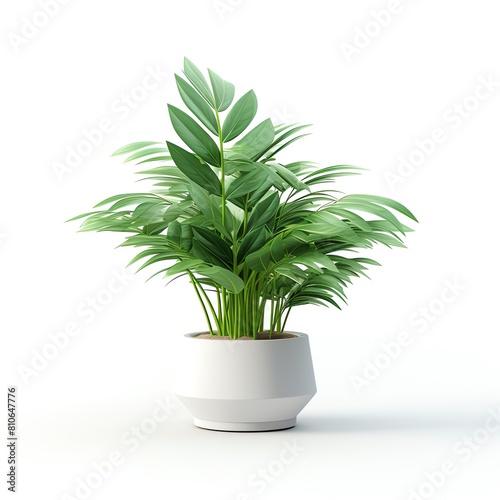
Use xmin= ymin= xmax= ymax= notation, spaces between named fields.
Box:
xmin=167 ymin=221 xmax=193 ymax=251
xmin=165 ymin=259 xmax=204 ymax=277
xmin=246 ymin=191 xmax=280 ymax=232
xmin=226 ymin=168 xmax=270 ymax=200
xmin=245 ymin=233 xmax=310 ymax=271
xmin=237 ymin=227 xmax=268 ymax=261
xmin=274 ymin=263 xmax=308 ymax=284
xmin=183 ymin=57 xmax=214 ymax=106
xmin=167 ymin=142 xmax=221 ymax=195
xmin=168 ymin=105 xmax=220 ymax=166
xmin=267 ymin=162 xmax=309 ymax=192
xmin=192 ymin=239 xmax=229 ymax=268
xmin=208 ymin=69 xmax=235 ymax=112
xmin=192 ymin=226 xmax=233 ymax=267
xmin=233 ymin=119 xmax=275 ymax=159
xmin=188 ymin=183 xmax=211 ymax=218
xmin=132 ymin=201 xmax=169 ymax=224
xmin=188 ymin=184 xmax=232 ymax=240
xmin=224 ymin=152 xmax=255 ymax=175
xmin=222 ymin=90 xmax=258 ymax=142
xmin=175 ymin=75 xmax=218 ymax=134
xmin=197 ymin=266 xmax=244 ymax=294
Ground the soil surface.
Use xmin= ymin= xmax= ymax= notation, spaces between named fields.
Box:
xmin=194 ymin=332 xmax=298 ymax=340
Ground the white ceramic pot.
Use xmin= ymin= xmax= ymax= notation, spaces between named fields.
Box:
xmin=174 ymin=332 xmax=317 ymax=432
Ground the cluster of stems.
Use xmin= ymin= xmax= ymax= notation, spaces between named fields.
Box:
xmin=189 ymin=270 xmax=289 ymax=339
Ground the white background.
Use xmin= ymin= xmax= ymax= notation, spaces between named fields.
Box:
xmin=2 ymin=0 xmax=500 ymax=499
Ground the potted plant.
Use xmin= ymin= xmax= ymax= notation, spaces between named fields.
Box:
xmin=70 ymin=58 xmax=417 ymax=431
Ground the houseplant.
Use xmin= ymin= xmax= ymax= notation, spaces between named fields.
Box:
xmin=71 ymin=58 xmax=417 ymax=431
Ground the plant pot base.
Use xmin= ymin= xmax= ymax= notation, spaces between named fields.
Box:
xmin=193 ymin=417 xmax=296 ymax=432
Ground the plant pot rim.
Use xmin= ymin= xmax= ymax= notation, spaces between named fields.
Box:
xmin=183 ymin=331 xmax=307 ymax=341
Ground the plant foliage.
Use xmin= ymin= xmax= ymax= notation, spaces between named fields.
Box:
xmin=70 ymin=58 xmax=417 ymax=339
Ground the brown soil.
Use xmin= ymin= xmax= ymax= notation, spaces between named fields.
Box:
xmin=194 ymin=332 xmax=298 ymax=340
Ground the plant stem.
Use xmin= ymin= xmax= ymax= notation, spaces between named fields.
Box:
xmin=187 ymin=271 xmax=214 ymax=335
xmin=282 ymin=307 xmax=291 ymax=331
xmin=215 ymin=109 xmax=226 ymax=227
xmin=243 ymin=195 xmax=249 ymax=234
xmin=270 ymin=279 xmax=275 ymax=337
xmin=197 ymin=282 xmax=221 ymax=334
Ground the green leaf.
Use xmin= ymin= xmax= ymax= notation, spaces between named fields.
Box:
xmin=226 ymin=168 xmax=270 ymax=200
xmin=168 ymin=105 xmax=221 ymax=166
xmin=222 ymin=90 xmax=258 ymax=142
xmin=274 ymin=263 xmax=308 ymax=284
xmin=306 ymin=211 xmax=359 ymax=240
xmin=196 ymin=266 xmax=244 ymax=294
xmin=136 ymin=156 xmax=173 ymax=165
xmin=268 ymin=124 xmax=311 ymax=151
xmin=112 ymin=142 xmax=161 ymax=157
xmin=224 ymin=152 xmax=255 ymax=175
xmin=293 ymin=252 xmax=338 ymax=273
xmin=167 ymin=142 xmax=221 ymax=195
xmin=246 ymin=191 xmax=280 ymax=232
xmin=188 ymin=183 xmax=211 ymax=216
xmin=175 ymin=75 xmax=218 ymax=134
xmin=302 ymin=165 xmax=363 ymax=185
xmin=127 ymin=248 xmax=172 ymax=267
xmin=93 ymin=193 xmax=160 ymax=209
xmin=167 ymin=221 xmax=193 ymax=251
xmin=166 ymin=259 xmax=204 ymax=277
xmin=267 ymin=163 xmax=309 ymax=192
xmin=265 ymin=133 xmax=311 ymax=159
xmin=237 ymin=227 xmax=268 ymax=261
xmin=124 ymin=147 xmax=170 ymax=163
xmin=66 ymin=210 xmax=103 ymax=222
xmin=192 ymin=239 xmax=228 ymax=268
xmin=192 ymin=226 xmax=233 ymax=267
xmin=232 ymin=119 xmax=275 ymax=160
xmin=345 ymin=194 xmax=418 ymax=223
xmin=245 ymin=233 xmax=310 ymax=271
xmin=187 ymin=185 xmax=229 ymax=238
xmin=246 ymin=178 xmax=276 ymax=208
xmin=137 ymin=252 xmax=178 ymax=272
xmin=325 ymin=207 xmax=372 ymax=232
xmin=183 ymin=57 xmax=214 ymax=106
xmin=208 ymin=69 xmax=235 ymax=112
xmin=132 ymin=201 xmax=169 ymax=224
xmin=335 ymin=196 xmax=406 ymax=232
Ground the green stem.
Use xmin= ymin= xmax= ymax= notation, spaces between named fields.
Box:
xmin=243 ymin=196 xmax=249 ymax=234
xmin=187 ymin=271 xmax=214 ymax=335
xmin=282 ymin=307 xmax=291 ymax=331
xmin=215 ymin=109 xmax=226 ymax=227
xmin=269 ymin=277 xmax=276 ymax=337
xmin=197 ymin=282 xmax=221 ymax=333
xmin=222 ymin=288 xmax=228 ymax=337
xmin=217 ymin=289 xmax=222 ymax=332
